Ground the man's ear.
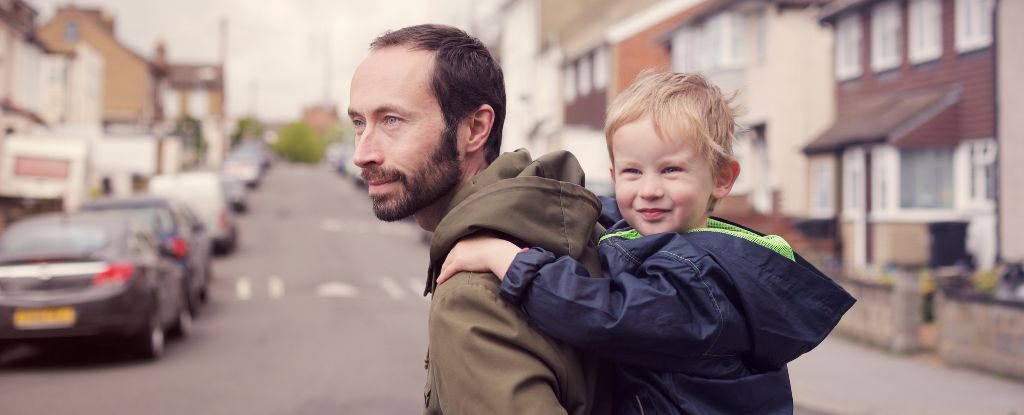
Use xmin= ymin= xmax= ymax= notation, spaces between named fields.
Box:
xmin=711 ymin=159 xmax=740 ymax=200
xmin=461 ymin=104 xmax=495 ymax=155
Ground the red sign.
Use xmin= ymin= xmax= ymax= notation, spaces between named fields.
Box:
xmin=14 ymin=157 xmax=70 ymax=179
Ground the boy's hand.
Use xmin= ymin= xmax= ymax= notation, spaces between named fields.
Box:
xmin=437 ymin=236 xmax=521 ymax=284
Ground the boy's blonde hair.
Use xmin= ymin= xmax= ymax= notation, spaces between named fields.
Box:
xmin=605 ymin=71 xmax=738 ymax=175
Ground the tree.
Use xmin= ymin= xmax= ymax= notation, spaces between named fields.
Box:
xmin=272 ymin=121 xmax=325 ymax=164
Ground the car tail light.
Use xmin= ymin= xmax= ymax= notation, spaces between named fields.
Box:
xmin=171 ymin=237 xmax=188 ymax=259
xmin=92 ymin=262 xmax=136 ymax=286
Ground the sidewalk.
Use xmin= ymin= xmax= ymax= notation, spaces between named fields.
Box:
xmin=790 ymin=336 xmax=1024 ymax=415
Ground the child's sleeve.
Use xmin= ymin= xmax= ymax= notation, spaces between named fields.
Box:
xmin=500 ymin=246 xmax=729 ymax=372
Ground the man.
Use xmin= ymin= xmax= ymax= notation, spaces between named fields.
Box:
xmin=348 ymin=24 xmax=612 ymax=414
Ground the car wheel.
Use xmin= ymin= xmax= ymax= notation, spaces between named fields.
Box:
xmin=168 ymin=305 xmax=193 ymax=339
xmin=132 ymin=314 xmax=165 ymax=360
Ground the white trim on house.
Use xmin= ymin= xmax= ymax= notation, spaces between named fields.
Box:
xmin=593 ymin=47 xmax=608 ymax=89
xmin=908 ymin=0 xmax=943 ymax=64
xmin=835 ymin=14 xmax=864 ymax=81
xmin=809 ymin=157 xmax=836 ymax=218
xmin=955 ymin=0 xmax=994 ymax=53
xmin=871 ymin=1 xmax=902 ymax=72
xmin=577 ymin=54 xmax=592 ymax=96
xmin=563 ymin=64 xmax=576 ymax=103
xmin=604 ymin=0 xmax=703 ymax=44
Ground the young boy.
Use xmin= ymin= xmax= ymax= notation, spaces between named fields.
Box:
xmin=436 ymin=71 xmax=855 ymax=414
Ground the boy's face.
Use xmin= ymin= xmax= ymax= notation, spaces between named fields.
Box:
xmin=610 ymin=117 xmax=735 ymax=235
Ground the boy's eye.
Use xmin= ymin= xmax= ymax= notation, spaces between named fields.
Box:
xmin=662 ymin=166 xmax=683 ymax=174
xmin=620 ymin=168 xmax=641 ymax=175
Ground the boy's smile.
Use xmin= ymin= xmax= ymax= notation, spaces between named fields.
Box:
xmin=610 ymin=117 xmax=735 ymax=236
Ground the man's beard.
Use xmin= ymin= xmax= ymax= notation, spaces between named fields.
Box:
xmin=362 ymin=126 xmax=462 ymax=222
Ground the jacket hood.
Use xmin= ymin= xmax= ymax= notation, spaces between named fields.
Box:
xmin=425 ymin=149 xmax=603 ymax=295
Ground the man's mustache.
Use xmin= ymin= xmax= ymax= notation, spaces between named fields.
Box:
xmin=361 ymin=167 xmax=404 ymax=184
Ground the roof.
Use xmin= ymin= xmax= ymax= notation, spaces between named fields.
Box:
xmin=168 ymin=64 xmax=224 ymax=89
xmin=653 ymin=0 xmax=832 ymax=44
xmin=819 ymin=0 xmax=874 ymax=23
xmin=803 ymin=85 xmax=961 ymax=154
xmin=1 ymin=98 xmax=47 ymax=126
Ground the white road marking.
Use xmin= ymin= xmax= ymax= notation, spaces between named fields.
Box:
xmin=408 ymin=278 xmax=430 ymax=302
xmin=236 ymin=277 xmax=252 ymax=300
xmin=316 ymin=282 xmax=358 ymax=298
xmin=268 ymin=275 xmax=285 ymax=299
xmin=379 ymin=277 xmax=406 ymax=300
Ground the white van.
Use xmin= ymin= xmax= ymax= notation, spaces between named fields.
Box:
xmin=148 ymin=172 xmax=238 ymax=254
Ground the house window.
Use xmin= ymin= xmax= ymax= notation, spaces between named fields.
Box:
xmin=706 ymin=12 xmax=745 ymax=69
xmin=64 ymin=21 xmax=79 ymax=43
xmin=871 ymin=1 xmax=902 ymax=72
xmin=835 ymin=14 xmax=863 ymax=80
xmin=563 ymin=64 xmax=576 ymax=103
xmin=966 ymin=139 xmax=996 ymax=205
xmin=187 ymin=89 xmax=209 ymax=118
xmin=871 ymin=147 xmax=897 ymax=212
xmin=755 ymin=8 xmax=768 ymax=63
xmin=593 ymin=48 xmax=608 ymax=90
xmin=577 ymin=55 xmax=592 ymax=97
xmin=909 ymin=0 xmax=942 ymax=63
xmin=163 ymin=89 xmax=180 ymax=120
xmin=810 ymin=158 xmax=835 ymax=216
xmin=843 ymin=148 xmax=865 ymax=212
xmin=900 ymin=148 xmax=954 ymax=209
xmin=955 ymin=0 xmax=994 ymax=52
xmin=670 ymin=27 xmax=699 ymax=72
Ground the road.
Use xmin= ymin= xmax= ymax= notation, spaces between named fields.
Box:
xmin=0 ymin=163 xmax=431 ymax=414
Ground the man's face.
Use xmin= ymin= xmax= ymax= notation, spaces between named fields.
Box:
xmin=348 ymin=47 xmax=462 ymax=222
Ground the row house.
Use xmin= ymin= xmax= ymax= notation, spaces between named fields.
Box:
xmin=160 ymin=45 xmax=228 ymax=166
xmin=37 ymin=42 xmax=104 ymax=128
xmin=804 ymin=0 xmax=997 ymax=274
xmin=661 ymin=0 xmax=836 ymax=222
xmin=998 ymin=0 xmax=1022 ymax=265
xmin=37 ymin=6 xmax=166 ymax=129
xmin=0 ymin=0 xmax=46 ymax=134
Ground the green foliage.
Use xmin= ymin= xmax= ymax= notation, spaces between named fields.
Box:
xmin=174 ymin=116 xmax=206 ymax=157
xmin=971 ymin=269 xmax=999 ymax=294
xmin=273 ymin=122 xmax=324 ymax=164
xmin=232 ymin=117 xmax=264 ymax=146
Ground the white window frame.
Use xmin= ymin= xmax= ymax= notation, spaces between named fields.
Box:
xmin=593 ymin=48 xmax=608 ymax=90
xmin=842 ymin=147 xmax=866 ymax=219
xmin=163 ymin=89 xmax=180 ymax=120
xmin=955 ymin=0 xmax=994 ymax=53
xmin=187 ymin=89 xmax=209 ymax=119
xmin=563 ymin=64 xmax=576 ymax=103
xmin=909 ymin=0 xmax=942 ymax=64
xmin=871 ymin=1 xmax=902 ymax=72
xmin=670 ymin=27 xmax=699 ymax=72
xmin=577 ymin=55 xmax=592 ymax=97
xmin=870 ymin=146 xmax=898 ymax=215
xmin=835 ymin=14 xmax=864 ymax=81
xmin=955 ymin=138 xmax=997 ymax=209
xmin=809 ymin=157 xmax=836 ymax=218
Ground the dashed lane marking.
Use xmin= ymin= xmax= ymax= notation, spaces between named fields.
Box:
xmin=316 ymin=282 xmax=359 ymax=298
xmin=379 ymin=277 xmax=406 ymax=300
xmin=268 ymin=275 xmax=285 ymax=299
xmin=236 ymin=277 xmax=252 ymax=300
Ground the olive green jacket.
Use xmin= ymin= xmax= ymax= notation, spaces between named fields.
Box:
xmin=422 ymin=149 xmax=614 ymax=415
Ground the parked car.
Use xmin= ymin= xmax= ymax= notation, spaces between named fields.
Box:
xmin=81 ymin=196 xmax=213 ymax=316
xmin=149 ymin=172 xmax=238 ymax=255
xmin=0 ymin=212 xmax=190 ymax=359
xmin=222 ymin=151 xmax=263 ymax=189
xmin=222 ymin=176 xmax=248 ymax=214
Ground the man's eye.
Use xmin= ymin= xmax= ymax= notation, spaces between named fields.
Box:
xmin=352 ymin=119 xmax=365 ymax=131
xmin=384 ymin=116 xmax=400 ymax=125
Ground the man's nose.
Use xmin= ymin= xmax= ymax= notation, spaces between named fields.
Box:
xmin=352 ymin=129 xmax=381 ymax=168
xmin=639 ymin=176 xmax=664 ymax=200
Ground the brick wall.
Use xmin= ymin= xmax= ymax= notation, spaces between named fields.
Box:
xmin=835 ymin=270 xmax=922 ymax=353
xmin=836 ymin=0 xmax=994 ymax=142
xmin=937 ymin=292 xmax=1024 ymax=380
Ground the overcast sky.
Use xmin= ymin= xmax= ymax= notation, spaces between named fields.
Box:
xmin=32 ymin=0 xmax=492 ymax=122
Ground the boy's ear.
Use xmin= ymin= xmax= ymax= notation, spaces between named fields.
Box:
xmin=460 ymin=104 xmax=495 ymax=155
xmin=609 ymin=166 xmax=615 ymax=184
xmin=711 ymin=159 xmax=740 ymax=200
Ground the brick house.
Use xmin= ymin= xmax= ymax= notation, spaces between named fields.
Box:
xmin=36 ymin=6 xmax=166 ymax=129
xmin=607 ymin=0 xmax=705 ymax=96
xmin=805 ymin=0 xmax=997 ymax=274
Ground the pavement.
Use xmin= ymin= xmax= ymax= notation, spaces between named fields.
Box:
xmin=790 ymin=336 xmax=1024 ymax=415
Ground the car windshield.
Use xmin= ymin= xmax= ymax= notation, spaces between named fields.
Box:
xmin=0 ymin=222 xmax=110 ymax=254
xmin=86 ymin=207 xmax=175 ymax=234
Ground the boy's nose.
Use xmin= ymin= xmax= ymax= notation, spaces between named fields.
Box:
xmin=639 ymin=178 xmax=664 ymax=199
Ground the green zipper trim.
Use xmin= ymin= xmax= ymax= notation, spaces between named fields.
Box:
xmin=599 ymin=228 xmax=643 ymax=244
xmin=687 ymin=218 xmax=795 ymax=261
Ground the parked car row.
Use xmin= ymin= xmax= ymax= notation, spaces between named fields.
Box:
xmin=0 ymin=143 xmax=272 ymax=362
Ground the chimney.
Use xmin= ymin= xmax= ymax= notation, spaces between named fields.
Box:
xmin=154 ymin=40 xmax=167 ymax=68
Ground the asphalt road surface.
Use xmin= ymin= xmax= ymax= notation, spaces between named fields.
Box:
xmin=0 ymin=163 xmax=431 ymax=414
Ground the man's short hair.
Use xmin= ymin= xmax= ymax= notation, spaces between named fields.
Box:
xmin=605 ymin=70 xmax=738 ymax=174
xmin=371 ymin=24 xmax=506 ymax=163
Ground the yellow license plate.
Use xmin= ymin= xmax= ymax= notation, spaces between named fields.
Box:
xmin=13 ymin=307 xmax=77 ymax=329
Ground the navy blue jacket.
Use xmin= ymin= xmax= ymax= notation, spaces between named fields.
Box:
xmin=499 ymin=198 xmax=856 ymax=414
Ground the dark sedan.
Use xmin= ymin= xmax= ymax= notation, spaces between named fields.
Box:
xmin=81 ymin=196 xmax=213 ymax=317
xmin=0 ymin=212 xmax=190 ymax=360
